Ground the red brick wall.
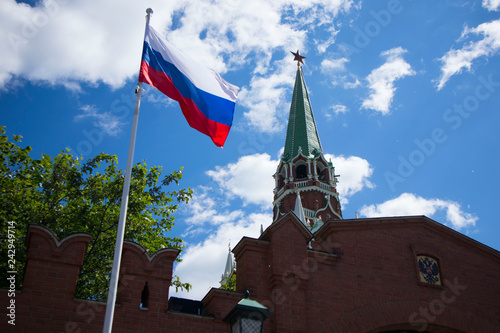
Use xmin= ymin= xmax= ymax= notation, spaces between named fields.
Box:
xmin=0 ymin=225 xmax=234 ymax=333
xmin=2 ymin=216 xmax=499 ymax=333
xmin=234 ymin=215 xmax=500 ymax=333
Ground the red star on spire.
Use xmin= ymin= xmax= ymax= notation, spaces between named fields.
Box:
xmin=291 ymin=50 xmax=306 ymax=66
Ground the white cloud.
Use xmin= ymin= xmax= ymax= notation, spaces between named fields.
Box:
xmin=238 ymin=61 xmax=296 ymax=133
xmin=0 ymin=0 xmax=161 ymax=90
xmin=321 ymin=57 xmax=349 ymax=72
xmin=206 ymin=153 xmax=277 ymax=207
xmin=315 ymin=27 xmax=340 ymax=54
xmin=74 ymin=105 xmax=125 ymax=136
xmin=182 ymin=186 xmax=222 ymax=226
xmin=359 ymin=193 xmax=478 ymax=230
xmin=342 ymin=76 xmax=362 ymax=89
xmin=436 ymin=18 xmax=500 ymax=90
xmin=164 ymin=0 xmax=352 ymax=72
xmin=0 ymin=0 xmax=352 ymax=90
xmin=321 ymin=57 xmax=361 ymax=90
xmin=172 ymin=211 xmax=272 ymax=300
xmin=325 ymin=153 xmax=374 ymax=205
xmin=332 ymin=73 xmax=361 ymax=89
xmin=483 ymin=0 xmax=500 ymax=11
xmin=328 ymin=74 xmax=361 ymax=89
xmin=361 ymin=47 xmax=415 ymax=114
xmin=325 ymin=104 xmax=349 ymax=120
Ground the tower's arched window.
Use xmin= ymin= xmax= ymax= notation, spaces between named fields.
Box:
xmin=316 ymin=164 xmax=328 ymax=181
xmin=296 ymin=165 xmax=307 ymax=179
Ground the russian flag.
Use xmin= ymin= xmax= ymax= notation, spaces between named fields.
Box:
xmin=139 ymin=24 xmax=239 ymax=147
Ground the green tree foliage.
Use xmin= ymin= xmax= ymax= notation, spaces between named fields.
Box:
xmin=220 ymin=273 xmax=236 ymax=291
xmin=0 ymin=126 xmax=192 ymax=300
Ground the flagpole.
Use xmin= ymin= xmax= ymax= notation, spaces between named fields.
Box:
xmin=102 ymin=8 xmax=153 ymax=333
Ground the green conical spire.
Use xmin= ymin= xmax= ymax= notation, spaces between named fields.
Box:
xmin=282 ymin=66 xmax=322 ymax=161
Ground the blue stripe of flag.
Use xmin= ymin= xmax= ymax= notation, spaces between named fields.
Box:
xmin=141 ymin=41 xmax=235 ymax=127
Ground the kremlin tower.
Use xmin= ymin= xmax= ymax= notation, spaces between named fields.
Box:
xmin=272 ymin=51 xmax=342 ymax=232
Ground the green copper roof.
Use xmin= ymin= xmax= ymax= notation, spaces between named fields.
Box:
xmin=237 ymin=297 xmax=269 ymax=310
xmin=282 ymin=67 xmax=322 ymax=161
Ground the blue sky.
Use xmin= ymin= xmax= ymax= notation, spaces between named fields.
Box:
xmin=1 ymin=0 xmax=500 ymax=300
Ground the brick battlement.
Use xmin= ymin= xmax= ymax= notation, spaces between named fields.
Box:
xmin=1 ymin=225 xmax=239 ymax=333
